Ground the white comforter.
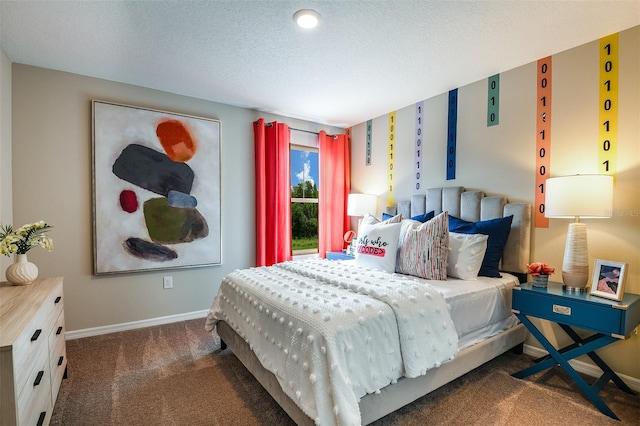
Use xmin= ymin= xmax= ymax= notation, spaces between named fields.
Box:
xmin=206 ymin=259 xmax=458 ymax=426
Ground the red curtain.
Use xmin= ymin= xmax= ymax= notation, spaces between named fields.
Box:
xmin=318 ymin=131 xmax=350 ymax=258
xmin=254 ymin=119 xmax=292 ymax=266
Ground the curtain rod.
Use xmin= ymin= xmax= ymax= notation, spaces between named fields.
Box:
xmin=256 ymin=121 xmax=338 ymax=138
xmin=290 ymin=127 xmax=318 ymax=135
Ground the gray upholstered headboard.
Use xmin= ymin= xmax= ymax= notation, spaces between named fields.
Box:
xmin=385 ymin=186 xmax=531 ymax=278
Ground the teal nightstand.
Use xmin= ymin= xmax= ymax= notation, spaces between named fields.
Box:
xmin=511 ymin=281 xmax=640 ymax=420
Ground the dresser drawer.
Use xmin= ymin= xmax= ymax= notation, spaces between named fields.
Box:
xmin=22 ymin=388 xmax=52 ymax=426
xmin=513 ymin=290 xmax=625 ymax=336
xmin=43 ymin=283 xmax=64 ymax=332
xmin=16 ymin=346 xmax=52 ymax=426
xmin=11 ymin=284 xmax=63 ymax=394
xmin=13 ymin=320 xmax=50 ymax=398
xmin=49 ymin=310 xmax=67 ymax=403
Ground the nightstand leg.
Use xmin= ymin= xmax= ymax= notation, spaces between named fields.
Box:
xmin=513 ymin=314 xmax=621 ymax=421
xmin=558 ymin=324 xmax=636 ymax=395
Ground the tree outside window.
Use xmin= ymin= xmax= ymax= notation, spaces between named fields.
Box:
xmin=290 ymin=147 xmax=318 ymax=254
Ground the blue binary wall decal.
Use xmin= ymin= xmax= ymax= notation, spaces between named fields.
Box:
xmin=447 ymin=89 xmax=458 ymax=180
xmin=487 ymin=74 xmax=500 ymax=126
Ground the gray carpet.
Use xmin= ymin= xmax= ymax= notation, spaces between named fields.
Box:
xmin=51 ymin=319 xmax=640 ymax=425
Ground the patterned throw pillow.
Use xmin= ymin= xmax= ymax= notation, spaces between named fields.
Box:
xmin=396 ymin=212 xmax=449 ymax=280
xmin=354 ymin=214 xmax=402 ymax=273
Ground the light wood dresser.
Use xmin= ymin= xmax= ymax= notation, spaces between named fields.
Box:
xmin=0 ymin=277 xmax=67 ymax=426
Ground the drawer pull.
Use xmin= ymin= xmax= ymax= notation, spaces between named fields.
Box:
xmin=31 ymin=329 xmax=42 ymax=341
xmin=34 ymin=370 xmax=44 ymax=386
xmin=55 ymin=296 xmax=62 ymax=303
xmin=57 ymin=326 xmax=63 ymax=335
xmin=553 ymin=304 xmax=571 ymax=315
xmin=58 ymin=355 xmax=64 ymax=366
xmin=37 ymin=411 xmax=46 ymax=426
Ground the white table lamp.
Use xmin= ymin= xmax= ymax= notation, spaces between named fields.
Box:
xmin=347 ymin=193 xmax=377 ymax=219
xmin=545 ymin=174 xmax=613 ymax=291
xmin=346 ymin=194 xmax=376 ymax=255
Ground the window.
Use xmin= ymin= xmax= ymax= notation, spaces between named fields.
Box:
xmin=290 ymin=143 xmax=319 ymax=255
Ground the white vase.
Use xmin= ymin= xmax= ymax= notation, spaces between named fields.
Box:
xmin=5 ymin=253 xmax=39 ymax=285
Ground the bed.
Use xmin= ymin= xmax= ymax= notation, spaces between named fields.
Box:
xmin=206 ymin=186 xmax=531 ymax=425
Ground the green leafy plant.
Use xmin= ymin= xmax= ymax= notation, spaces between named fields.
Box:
xmin=0 ymin=221 xmax=54 ymax=256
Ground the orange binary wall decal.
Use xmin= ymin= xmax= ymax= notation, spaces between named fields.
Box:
xmin=535 ymin=56 xmax=552 ymax=228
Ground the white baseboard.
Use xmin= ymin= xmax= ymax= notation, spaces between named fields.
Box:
xmin=65 ymin=310 xmax=209 ymax=340
xmin=523 ymin=344 xmax=640 ymax=393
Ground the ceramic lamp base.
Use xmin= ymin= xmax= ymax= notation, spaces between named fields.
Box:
xmin=561 ymin=222 xmax=589 ymax=291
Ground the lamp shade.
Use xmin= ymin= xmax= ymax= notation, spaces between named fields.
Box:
xmin=347 ymin=193 xmax=377 ymax=217
xmin=545 ymin=174 xmax=613 ymax=219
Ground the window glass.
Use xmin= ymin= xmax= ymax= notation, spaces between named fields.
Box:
xmin=290 ymin=145 xmax=319 ymax=254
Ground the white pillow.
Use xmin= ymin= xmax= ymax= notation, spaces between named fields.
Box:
xmin=395 ymin=212 xmax=449 ymax=280
xmin=447 ymin=232 xmax=489 ymax=279
xmin=355 ymin=214 xmax=402 ymax=273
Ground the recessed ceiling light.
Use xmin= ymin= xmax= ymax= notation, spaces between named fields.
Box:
xmin=293 ymin=9 xmax=320 ymax=29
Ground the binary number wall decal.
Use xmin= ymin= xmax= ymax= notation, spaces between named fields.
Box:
xmin=447 ymin=89 xmax=458 ymax=181
xmin=415 ymin=101 xmax=424 ymax=193
xmin=599 ymin=33 xmax=618 ymax=179
xmin=535 ymin=57 xmax=552 ymax=228
xmin=366 ymin=119 xmax=372 ymax=166
xmin=487 ymin=74 xmax=500 ymax=126
xmin=388 ymin=111 xmax=396 ymax=206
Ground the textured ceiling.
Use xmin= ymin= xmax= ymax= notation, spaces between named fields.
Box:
xmin=1 ymin=1 xmax=639 ymax=127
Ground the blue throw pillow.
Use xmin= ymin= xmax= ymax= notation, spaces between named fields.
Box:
xmin=448 ymin=215 xmax=513 ymax=278
xmin=382 ymin=211 xmax=435 ymax=223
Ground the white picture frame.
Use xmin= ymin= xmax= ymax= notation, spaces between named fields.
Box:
xmin=590 ymin=259 xmax=627 ymax=301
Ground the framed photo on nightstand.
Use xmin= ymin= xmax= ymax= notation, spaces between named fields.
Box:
xmin=590 ymin=259 xmax=627 ymax=301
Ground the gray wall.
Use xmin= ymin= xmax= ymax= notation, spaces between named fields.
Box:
xmin=7 ymin=64 xmax=342 ymax=333
xmin=0 ymin=48 xmax=12 ymax=275
xmin=350 ymin=26 xmax=640 ymax=380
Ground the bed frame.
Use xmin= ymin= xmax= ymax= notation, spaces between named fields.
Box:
xmin=217 ymin=186 xmax=531 ymax=424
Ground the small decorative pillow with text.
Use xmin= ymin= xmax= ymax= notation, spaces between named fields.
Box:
xmin=448 ymin=215 xmax=513 ymax=278
xmin=447 ymin=232 xmax=489 ymax=279
xmin=396 ymin=211 xmax=449 ymax=280
xmin=355 ymin=214 xmax=402 ymax=273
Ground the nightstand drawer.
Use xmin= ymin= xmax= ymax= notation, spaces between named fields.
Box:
xmin=513 ymin=290 xmax=624 ymax=335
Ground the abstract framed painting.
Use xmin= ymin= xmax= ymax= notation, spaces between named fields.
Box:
xmin=92 ymin=100 xmax=221 ymax=274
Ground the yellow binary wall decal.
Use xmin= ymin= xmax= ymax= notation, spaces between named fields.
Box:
xmin=599 ymin=33 xmax=618 ymax=178
xmin=535 ymin=56 xmax=552 ymax=228
xmin=388 ymin=111 xmax=396 ymax=207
